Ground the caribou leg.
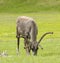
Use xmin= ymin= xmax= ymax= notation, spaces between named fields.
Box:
xmin=24 ymin=38 xmax=30 ymax=55
xmin=16 ymin=33 xmax=20 ymax=55
xmin=16 ymin=36 xmax=20 ymax=55
xmin=16 ymin=27 xmax=20 ymax=55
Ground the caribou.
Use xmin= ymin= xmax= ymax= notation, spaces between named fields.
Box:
xmin=16 ymin=16 xmax=53 ymax=55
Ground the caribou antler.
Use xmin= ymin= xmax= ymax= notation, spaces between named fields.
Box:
xmin=38 ymin=32 xmax=53 ymax=44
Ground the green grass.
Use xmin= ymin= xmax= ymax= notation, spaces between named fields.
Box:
xmin=0 ymin=12 xmax=60 ymax=63
xmin=0 ymin=0 xmax=60 ymax=13
xmin=0 ymin=0 xmax=60 ymax=63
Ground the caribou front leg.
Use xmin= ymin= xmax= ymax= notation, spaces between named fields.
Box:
xmin=24 ymin=39 xmax=30 ymax=55
xmin=17 ymin=37 xmax=20 ymax=55
xmin=16 ymin=35 xmax=20 ymax=55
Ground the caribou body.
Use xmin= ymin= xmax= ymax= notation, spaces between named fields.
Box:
xmin=16 ymin=16 xmax=53 ymax=55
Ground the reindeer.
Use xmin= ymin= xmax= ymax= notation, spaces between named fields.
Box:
xmin=16 ymin=16 xmax=53 ymax=55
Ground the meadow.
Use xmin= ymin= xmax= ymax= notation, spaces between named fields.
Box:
xmin=0 ymin=12 xmax=60 ymax=63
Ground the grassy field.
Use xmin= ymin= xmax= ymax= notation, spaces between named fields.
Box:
xmin=0 ymin=0 xmax=60 ymax=63
xmin=0 ymin=0 xmax=60 ymax=13
xmin=0 ymin=12 xmax=60 ymax=63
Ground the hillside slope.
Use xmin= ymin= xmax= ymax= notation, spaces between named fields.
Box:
xmin=0 ymin=0 xmax=60 ymax=13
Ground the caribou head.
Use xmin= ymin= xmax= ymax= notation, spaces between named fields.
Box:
xmin=24 ymin=32 xmax=53 ymax=55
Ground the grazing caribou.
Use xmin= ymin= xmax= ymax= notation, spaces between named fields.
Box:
xmin=16 ymin=16 xmax=53 ymax=55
